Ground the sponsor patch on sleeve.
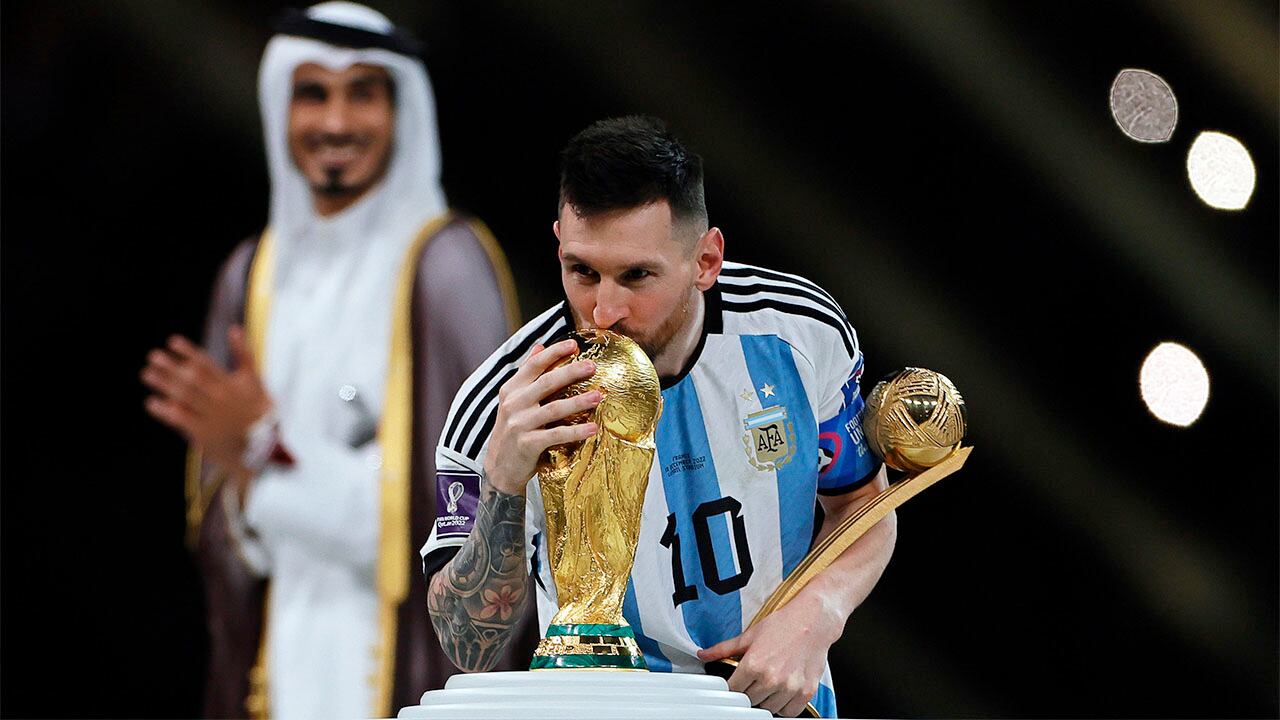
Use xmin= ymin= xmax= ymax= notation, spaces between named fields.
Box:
xmin=816 ymin=366 xmax=877 ymax=492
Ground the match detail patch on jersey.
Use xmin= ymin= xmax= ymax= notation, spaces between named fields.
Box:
xmin=742 ymin=405 xmax=796 ymax=470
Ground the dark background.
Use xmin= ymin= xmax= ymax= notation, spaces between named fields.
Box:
xmin=2 ymin=1 xmax=1276 ymax=717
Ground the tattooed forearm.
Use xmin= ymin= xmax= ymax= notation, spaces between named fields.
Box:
xmin=428 ymin=484 xmax=528 ymax=672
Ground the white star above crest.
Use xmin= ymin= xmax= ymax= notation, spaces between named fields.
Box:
xmin=759 ymin=383 xmax=776 ymax=398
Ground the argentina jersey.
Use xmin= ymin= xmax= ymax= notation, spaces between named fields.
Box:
xmin=422 ymin=262 xmax=879 ymax=719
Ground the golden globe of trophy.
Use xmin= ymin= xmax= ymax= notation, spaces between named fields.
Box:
xmin=529 ymin=329 xmax=663 ymax=671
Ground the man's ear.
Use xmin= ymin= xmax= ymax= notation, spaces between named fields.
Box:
xmin=694 ymin=227 xmax=724 ymax=291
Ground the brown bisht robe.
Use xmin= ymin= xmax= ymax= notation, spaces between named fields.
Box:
xmin=187 ymin=214 xmax=540 ymax=719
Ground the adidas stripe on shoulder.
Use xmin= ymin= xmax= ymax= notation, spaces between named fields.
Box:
xmin=440 ymin=303 xmax=571 ymax=462
xmin=718 ymin=262 xmax=858 ymax=361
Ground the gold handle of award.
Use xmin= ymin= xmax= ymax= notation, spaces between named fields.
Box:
xmin=750 ymin=445 xmax=971 ymax=625
xmin=709 ymin=367 xmax=971 ymax=718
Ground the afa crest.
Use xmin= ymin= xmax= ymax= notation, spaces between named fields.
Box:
xmin=742 ymin=405 xmax=796 ymax=470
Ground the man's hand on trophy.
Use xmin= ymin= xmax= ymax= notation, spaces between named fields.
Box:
xmin=697 ymin=593 xmax=841 ymax=717
xmin=141 ymin=327 xmax=272 ymax=488
xmin=482 ymin=339 xmax=602 ymax=496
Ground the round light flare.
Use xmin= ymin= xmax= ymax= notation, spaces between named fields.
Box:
xmin=1109 ymin=68 xmax=1178 ymax=142
xmin=1139 ymin=342 xmax=1210 ymax=427
xmin=1186 ymin=131 xmax=1256 ymax=210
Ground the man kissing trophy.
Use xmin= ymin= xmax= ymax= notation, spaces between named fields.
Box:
xmin=408 ymin=117 xmax=972 ymax=718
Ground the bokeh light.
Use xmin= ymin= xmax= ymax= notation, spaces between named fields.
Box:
xmin=1186 ymin=131 xmax=1256 ymax=210
xmin=1139 ymin=342 xmax=1210 ymax=427
xmin=1109 ymin=69 xmax=1178 ymax=142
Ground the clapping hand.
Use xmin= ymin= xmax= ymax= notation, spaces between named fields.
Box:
xmin=141 ymin=325 xmax=272 ymax=489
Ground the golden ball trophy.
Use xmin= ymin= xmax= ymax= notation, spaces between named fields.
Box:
xmin=529 ymin=329 xmax=664 ymax=671
xmin=708 ymin=367 xmax=972 ymax=717
xmin=756 ymin=366 xmax=970 ymax=617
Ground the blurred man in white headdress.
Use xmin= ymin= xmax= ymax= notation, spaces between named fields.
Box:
xmin=141 ymin=3 xmax=538 ymax=717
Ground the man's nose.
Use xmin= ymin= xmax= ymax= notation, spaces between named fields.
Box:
xmin=321 ymin=97 xmax=352 ymax=135
xmin=592 ymin=282 xmax=628 ymax=329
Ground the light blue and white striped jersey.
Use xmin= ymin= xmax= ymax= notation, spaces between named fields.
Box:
xmin=422 ymin=262 xmax=879 ymax=718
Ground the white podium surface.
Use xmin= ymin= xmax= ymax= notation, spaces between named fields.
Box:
xmin=398 ymin=670 xmax=772 ymax=719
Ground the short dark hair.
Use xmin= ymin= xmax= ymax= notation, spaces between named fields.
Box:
xmin=558 ymin=116 xmax=707 ymax=227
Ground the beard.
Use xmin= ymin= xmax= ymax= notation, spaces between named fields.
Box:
xmin=301 ymin=134 xmax=392 ymax=199
xmin=314 ymin=167 xmax=360 ymax=197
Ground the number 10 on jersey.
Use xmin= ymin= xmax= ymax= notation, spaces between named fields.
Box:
xmin=660 ymin=496 xmax=755 ymax=606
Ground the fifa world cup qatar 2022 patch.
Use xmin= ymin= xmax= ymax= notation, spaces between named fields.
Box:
xmin=434 ymin=471 xmax=480 ymax=538
xmin=742 ymin=404 xmax=796 ymax=470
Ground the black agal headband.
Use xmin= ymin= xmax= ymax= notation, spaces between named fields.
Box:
xmin=272 ymin=7 xmax=425 ymax=57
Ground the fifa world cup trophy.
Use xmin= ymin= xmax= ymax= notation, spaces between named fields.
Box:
xmin=529 ymin=329 xmax=663 ymax=670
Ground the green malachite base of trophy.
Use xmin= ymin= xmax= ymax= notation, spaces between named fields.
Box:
xmin=530 ymin=623 xmax=648 ymax=670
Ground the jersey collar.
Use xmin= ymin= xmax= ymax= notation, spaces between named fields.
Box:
xmin=659 ymin=282 xmax=722 ymax=390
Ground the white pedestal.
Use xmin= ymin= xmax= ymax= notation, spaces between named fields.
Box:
xmin=398 ymin=670 xmax=771 ymax=719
